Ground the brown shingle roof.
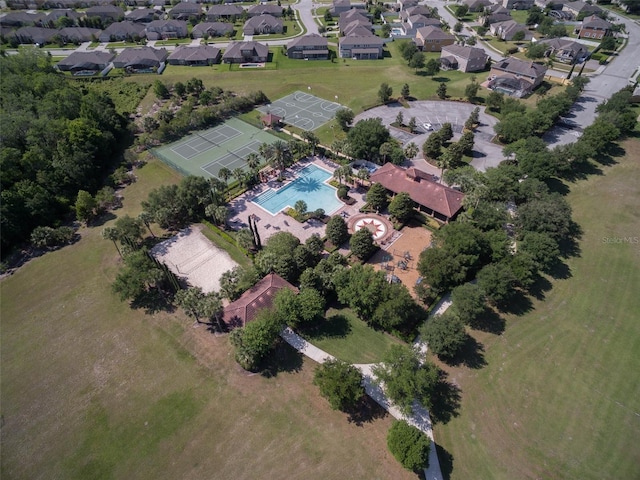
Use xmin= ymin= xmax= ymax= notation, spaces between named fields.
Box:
xmin=370 ymin=163 xmax=465 ymax=220
xmin=222 ymin=273 xmax=297 ymax=329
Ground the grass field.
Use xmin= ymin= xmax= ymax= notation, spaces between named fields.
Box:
xmin=0 ymin=158 xmax=416 ymax=480
xmin=433 ymin=139 xmax=640 ymax=479
xmin=301 ymin=308 xmax=406 ymax=364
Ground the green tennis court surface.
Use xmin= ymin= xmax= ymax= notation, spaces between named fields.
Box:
xmin=151 ymin=117 xmax=279 ymax=179
xmin=257 ymin=91 xmax=343 ymax=131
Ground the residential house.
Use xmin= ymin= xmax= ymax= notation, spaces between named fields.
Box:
xmin=440 ymin=44 xmax=489 ymax=72
xmin=370 ymin=163 xmax=465 ymax=222
xmin=537 ymin=37 xmax=589 ymax=63
xmin=534 ymin=0 xmax=563 ymax=9
xmin=562 ymin=1 xmax=602 ymax=19
xmin=343 ymin=22 xmax=373 ymax=36
xmin=206 ymin=4 xmax=243 ymax=21
xmin=99 ymin=21 xmax=145 ymax=42
xmin=44 ymin=10 xmax=83 ymax=27
xmin=489 ymin=57 xmax=547 ymax=96
xmin=330 ymin=0 xmax=366 ymax=15
xmin=0 ymin=12 xmax=46 ymax=28
xmin=43 ymin=0 xmax=114 ymax=7
xmin=168 ymin=1 xmax=202 ymax=20
xmin=414 ymin=26 xmax=455 ymax=52
xmin=11 ymin=26 xmax=57 ymax=44
xmin=396 ymin=0 xmax=419 ymax=11
xmin=479 ymin=12 xmax=512 ymax=26
xmin=501 ymin=0 xmax=534 ymax=9
xmin=221 ymin=273 xmax=297 ymax=329
xmin=339 ymin=34 xmax=384 ymax=59
xmin=145 ymin=19 xmax=188 ymax=39
xmin=286 ymin=33 xmax=329 ymax=59
xmin=463 ymin=0 xmax=492 ymax=12
xmin=125 ymin=8 xmax=159 ymax=23
xmin=85 ymin=5 xmax=125 ymax=23
xmin=401 ymin=14 xmax=440 ymax=35
xmin=578 ymin=14 xmax=612 ymax=39
xmin=55 ymin=50 xmax=115 ymax=73
xmin=191 ymin=22 xmax=234 ymax=38
xmin=113 ymin=46 xmax=168 ymax=71
xmin=222 ymin=40 xmax=269 ymax=63
xmin=490 ymin=19 xmax=532 ymax=41
xmin=338 ymin=9 xmax=371 ymax=34
xmin=243 ymin=14 xmax=283 ymax=35
xmin=400 ymin=5 xmax=434 ymax=20
xmin=167 ymin=44 xmax=221 ymax=65
xmin=59 ymin=26 xmax=102 ymax=42
xmin=247 ymin=4 xmax=283 ymax=17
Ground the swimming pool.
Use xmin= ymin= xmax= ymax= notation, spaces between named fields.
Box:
xmin=252 ymin=164 xmax=342 ymax=215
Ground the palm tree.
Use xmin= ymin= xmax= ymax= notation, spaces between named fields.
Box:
xmin=218 ymin=167 xmax=231 ymax=185
xmin=333 ymin=166 xmax=345 ymax=184
xmin=301 ymin=131 xmax=320 ymax=156
xmin=101 ymin=226 xmax=122 ymax=258
xmin=246 ymin=153 xmax=260 ymax=171
xmin=294 ymin=200 xmax=308 ymax=215
xmin=138 ymin=211 xmax=156 ymax=238
xmin=356 ymin=167 xmax=370 ymax=187
xmin=206 ymin=204 xmax=229 ymax=227
xmin=404 ymin=142 xmax=419 ymax=160
xmin=266 ymin=140 xmax=293 ymax=178
xmin=379 ymin=142 xmax=394 ymax=163
xmin=232 ymin=167 xmax=246 ymax=187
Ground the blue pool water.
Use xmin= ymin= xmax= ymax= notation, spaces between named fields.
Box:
xmin=252 ymin=164 xmax=342 ymax=215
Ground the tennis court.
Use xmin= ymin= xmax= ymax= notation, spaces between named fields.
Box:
xmin=151 ymin=117 xmax=279 ymax=180
xmin=257 ymin=91 xmax=343 ymax=131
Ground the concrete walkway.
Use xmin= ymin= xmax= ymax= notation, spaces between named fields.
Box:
xmin=280 ymin=327 xmax=444 ymax=480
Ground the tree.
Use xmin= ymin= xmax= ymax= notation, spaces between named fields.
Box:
xmin=378 ymin=82 xmax=393 ymax=103
xmin=409 ymin=52 xmax=425 ymax=71
xmin=264 ymin=140 xmax=293 ymax=177
xmin=439 ymin=123 xmax=454 ymax=143
xmin=325 ymin=215 xmax=349 ymax=246
xmin=494 ymin=112 xmax=533 ymax=143
xmin=477 ymin=262 xmax=517 ymax=306
xmin=486 ymin=90 xmax=504 ymax=112
xmin=512 ymin=30 xmax=526 ymax=42
xmin=423 ymin=131 xmax=443 ymax=160
xmin=294 ymin=199 xmax=308 ymax=215
xmin=372 ymin=284 xmax=426 ymax=332
xmin=372 ymin=344 xmax=439 ymax=414
xmin=350 ymin=227 xmax=376 ymax=261
xmin=335 ymin=108 xmax=354 ymax=131
xmin=333 ymin=264 xmax=388 ymax=319
xmin=173 ymin=81 xmax=186 ymax=98
xmin=526 ymin=6 xmax=544 ymax=25
xmin=455 ymin=4 xmax=469 ymax=18
xmin=516 ymin=194 xmax=573 ymax=241
xmin=526 ymin=42 xmax=548 ymax=59
xmin=381 ymin=22 xmax=391 ymax=37
xmin=407 ymin=117 xmax=417 ymax=133
xmin=114 ymin=214 xmax=144 ymax=248
xmin=404 ymin=141 xmax=418 ymax=159
xmin=398 ymin=40 xmax=418 ymax=61
xmin=218 ymin=167 xmax=231 ymax=184
xmin=229 ymin=308 xmax=284 ymax=371
xmin=387 ymin=420 xmax=431 ymax=472
xmin=346 ymin=117 xmax=391 ymax=162
xmin=388 ymin=192 xmax=414 ymax=223
xmin=314 ymin=359 xmax=364 ymax=411
xmin=437 ymin=82 xmax=447 ymax=100
xmin=454 ymin=21 xmax=463 ymax=32
xmin=174 ymin=286 xmax=207 ymax=323
xmin=450 ymin=283 xmax=486 ymax=324
xmin=420 ymin=311 xmax=467 ymax=359
xmin=274 ymin=287 xmax=324 ymax=328
xmin=75 ymin=190 xmax=96 ymax=224
xmin=401 ymin=83 xmax=410 ymax=98
xmin=366 ymin=182 xmax=389 ymax=211
xmin=395 ymin=111 xmax=404 ymax=126
xmin=459 ymin=131 xmax=475 ymax=155
xmin=206 ymin=204 xmax=229 ymax=226
xmin=301 ymin=131 xmax=320 ymax=156
xmin=465 ymin=79 xmax=480 ymax=102
xmin=600 ymin=36 xmax=616 ymax=51
xmin=424 ymin=57 xmax=439 ymax=76
xmin=153 ymin=80 xmax=170 ymax=99
xmin=112 ymin=249 xmax=164 ymax=303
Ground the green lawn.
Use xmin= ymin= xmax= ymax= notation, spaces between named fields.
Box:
xmin=0 ymin=157 xmax=416 ymax=480
xmin=433 ymin=138 xmax=640 ymax=479
xmin=301 ymin=307 xmax=406 ymax=364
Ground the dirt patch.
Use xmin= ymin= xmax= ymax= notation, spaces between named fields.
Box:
xmin=150 ymin=224 xmax=238 ymax=293
xmin=367 ymin=222 xmax=432 ymax=296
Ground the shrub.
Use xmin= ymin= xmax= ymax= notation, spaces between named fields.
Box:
xmin=387 ymin=420 xmax=430 ymax=472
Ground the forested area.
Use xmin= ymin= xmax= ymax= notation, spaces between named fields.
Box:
xmin=0 ymin=50 xmax=129 ymax=255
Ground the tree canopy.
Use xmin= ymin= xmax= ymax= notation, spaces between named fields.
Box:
xmin=347 ymin=118 xmax=392 ymax=162
xmin=387 ymin=420 xmax=431 ymax=472
xmin=313 ymin=359 xmax=364 ymax=411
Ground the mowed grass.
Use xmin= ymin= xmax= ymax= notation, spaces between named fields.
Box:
xmin=433 ymin=139 xmax=640 ymax=479
xmin=302 ymin=307 xmax=406 ymax=364
xmin=0 ymin=157 xmax=416 ymax=480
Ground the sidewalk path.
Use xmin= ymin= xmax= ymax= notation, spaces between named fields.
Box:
xmin=280 ymin=327 xmax=444 ymax=480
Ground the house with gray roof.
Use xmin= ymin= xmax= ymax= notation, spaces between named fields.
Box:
xmin=287 ymin=33 xmax=329 ymax=60
xmin=415 ymin=26 xmax=455 ymax=52
xmin=191 ymin=22 xmax=234 ymax=38
xmin=59 ymin=27 xmax=102 ymax=42
xmin=578 ymin=14 xmax=612 ymax=39
xmin=330 ymin=0 xmax=366 ymax=15
xmin=502 ymin=0 xmax=534 ymax=9
xmin=11 ymin=26 xmax=56 ymax=44
xmin=99 ymin=21 xmax=145 ymax=42
xmin=463 ymin=0 xmax=492 ymax=12
xmin=490 ymin=19 xmax=532 ymax=41
xmin=479 ymin=12 xmax=512 ymax=25
xmin=145 ymin=19 xmax=188 ymax=39
xmin=338 ymin=9 xmax=371 ymax=34
xmin=538 ymin=37 xmax=589 ymax=63
xmin=339 ymin=34 xmax=384 ymax=59
xmin=168 ymin=1 xmax=202 ymax=20
xmin=206 ymin=4 xmax=244 ymax=21
xmin=440 ymin=44 xmax=489 ymax=72
xmin=85 ymin=5 xmax=125 ymax=23
xmin=396 ymin=0 xmax=419 ymax=11
xmin=167 ymin=44 xmax=221 ymax=65
xmin=401 ymin=14 xmax=440 ymax=35
xmin=0 ymin=12 xmax=46 ymax=28
xmin=56 ymin=50 xmax=115 ymax=73
xmin=243 ymin=14 xmax=283 ymax=35
xmin=125 ymin=8 xmax=159 ymax=23
xmin=489 ymin=57 xmax=547 ymax=96
xmin=222 ymin=40 xmax=269 ymax=63
xmin=562 ymin=1 xmax=602 ymax=19
xmin=247 ymin=4 xmax=283 ymax=17
xmin=113 ymin=46 xmax=168 ymax=71
xmin=45 ymin=10 xmax=83 ymax=26
xmin=399 ymin=5 xmax=434 ymax=20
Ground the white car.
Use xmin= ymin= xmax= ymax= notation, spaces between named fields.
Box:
xmin=422 ymin=122 xmax=433 ymax=131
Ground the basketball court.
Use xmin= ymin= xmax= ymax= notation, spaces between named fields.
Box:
xmin=257 ymin=91 xmax=343 ymax=131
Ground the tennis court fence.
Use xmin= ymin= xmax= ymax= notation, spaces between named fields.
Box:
xmin=150 ymin=148 xmax=192 ymax=177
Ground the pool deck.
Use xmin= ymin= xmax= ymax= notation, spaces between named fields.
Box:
xmin=227 ymin=156 xmax=367 ymax=244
